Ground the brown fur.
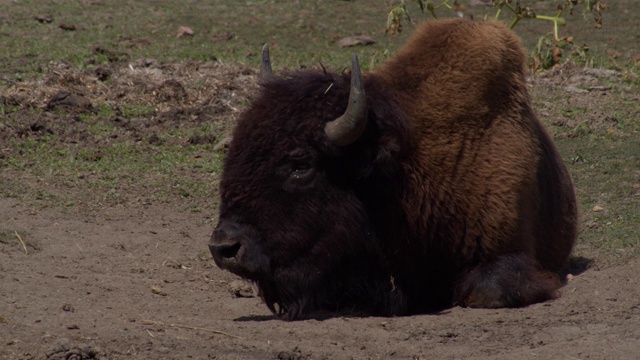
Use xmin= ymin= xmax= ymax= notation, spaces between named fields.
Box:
xmin=373 ymin=19 xmax=577 ymax=307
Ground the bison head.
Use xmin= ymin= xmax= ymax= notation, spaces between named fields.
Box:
xmin=209 ymin=46 xmax=410 ymax=320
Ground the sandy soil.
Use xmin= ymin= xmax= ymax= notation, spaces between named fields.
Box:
xmin=1 ymin=197 xmax=639 ymax=360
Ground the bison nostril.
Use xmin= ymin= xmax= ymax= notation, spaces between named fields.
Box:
xmin=218 ymin=242 xmax=241 ymax=259
xmin=210 ymin=238 xmax=243 ymax=265
xmin=210 ymin=227 xmax=243 ymax=262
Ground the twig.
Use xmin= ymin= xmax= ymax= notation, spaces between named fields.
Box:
xmin=141 ymin=320 xmax=245 ymax=340
xmin=15 ymin=231 xmax=28 ymax=255
xmin=323 ymin=83 xmax=334 ymax=94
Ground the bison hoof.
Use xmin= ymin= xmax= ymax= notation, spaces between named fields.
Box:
xmin=455 ymin=254 xmax=563 ymax=308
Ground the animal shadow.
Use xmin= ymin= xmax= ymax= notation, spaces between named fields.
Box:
xmin=233 ymin=315 xmax=275 ymax=322
xmin=233 ymin=311 xmax=348 ymax=322
xmin=563 ymin=255 xmax=594 ymax=280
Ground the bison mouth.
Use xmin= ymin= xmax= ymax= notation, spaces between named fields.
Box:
xmin=254 ymin=259 xmax=410 ymax=321
xmin=256 ymin=270 xmax=332 ymax=321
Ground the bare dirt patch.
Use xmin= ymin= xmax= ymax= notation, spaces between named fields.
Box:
xmin=0 ymin=198 xmax=639 ymax=359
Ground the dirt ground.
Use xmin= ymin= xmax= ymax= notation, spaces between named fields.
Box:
xmin=2 ymin=36 xmax=640 ymax=360
xmin=1 ymin=199 xmax=639 ymax=360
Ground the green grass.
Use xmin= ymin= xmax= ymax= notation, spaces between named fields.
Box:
xmin=2 ymin=1 xmax=639 ymax=74
xmin=559 ymin=136 xmax=640 ymax=259
xmin=5 ymin=135 xmax=221 ymax=204
xmin=530 ymin=70 xmax=640 ymax=263
xmin=0 ymin=0 xmax=396 ymax=74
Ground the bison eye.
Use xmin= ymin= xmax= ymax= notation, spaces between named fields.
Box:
xmin=280 ymin=149 xmax=318 ymax=190
xmin=290 ymin=161 xmax=314 ymax=180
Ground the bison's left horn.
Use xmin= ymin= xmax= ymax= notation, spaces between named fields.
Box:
xmin=259 ymin=44 xmax=274 ymax=84
xmin=324 ymin=54 xmax=367 ymax=147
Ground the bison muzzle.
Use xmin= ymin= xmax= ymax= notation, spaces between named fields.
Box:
xmin=209 ymin=19 xmax=577 ymax=320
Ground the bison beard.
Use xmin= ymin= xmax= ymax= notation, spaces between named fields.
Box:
xmin=209 ymin=19 xmax=577 ymax=320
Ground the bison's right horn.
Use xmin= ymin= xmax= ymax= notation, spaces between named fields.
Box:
xmin=324 ymin=54 xmax=367 ymax=147
xmin=259 ymin=44 xmax=274 ymax=84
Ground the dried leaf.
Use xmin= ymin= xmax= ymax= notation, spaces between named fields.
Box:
xmin=176 ymin=26 xmax=194 ymax=39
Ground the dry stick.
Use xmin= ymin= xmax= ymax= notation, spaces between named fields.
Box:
xmin=14 ymin=231 xmax=28 ymax=255
xmin=141 ymin=320 xmax=245 ymax=340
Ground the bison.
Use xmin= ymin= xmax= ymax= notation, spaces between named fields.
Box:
xmin=209 ymin=19 xmax=577 ymax=320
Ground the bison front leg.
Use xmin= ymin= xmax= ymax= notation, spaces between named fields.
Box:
xmin=453 ymin=254 xmax=563 ymax=308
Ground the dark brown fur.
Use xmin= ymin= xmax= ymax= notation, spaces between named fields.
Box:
xmin=209 ymin=19 xmax=577 ymax=320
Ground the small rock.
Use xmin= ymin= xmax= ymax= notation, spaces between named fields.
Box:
xmin=338 ymin=36 xmax=376 ymax=48
xmin=228 ymin=279 xmax=257 ymax=298
xmin=151 ymin=285 xmax=167 ymax=296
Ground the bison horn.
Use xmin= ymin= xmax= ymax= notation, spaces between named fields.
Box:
xmin=324 ymin=54 xmax=367 ymax=147
xmin=259 ymin=44 xmax=274 ymax=83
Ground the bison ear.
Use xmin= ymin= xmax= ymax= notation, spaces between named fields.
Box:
xmin=324 ymin=54 xmax=368 ymax=147
xmin=259 ymin=44 xmax=274 ymax=84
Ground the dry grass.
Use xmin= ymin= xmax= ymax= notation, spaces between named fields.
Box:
xmin=141 ymin=319 xmax=245 ymax=340
xmin=3 ymin=60 xmax=258 ymax=118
